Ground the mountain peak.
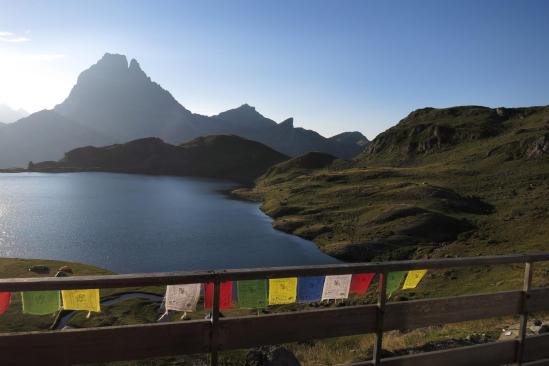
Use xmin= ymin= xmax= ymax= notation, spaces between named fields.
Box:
xmin=279 ymin=118 xmax=294 ymax=128
xmin=96 ymin=53 xmax=129 ymax=71
xmin=128 ymin=58 xmax=148 ymax=79
xmin=216 ymin=104 xmax=268 ymax=122
xmin=0 ymin=104 xmax=29 ymax=123
xmin=128 ymin=58 xmax=143 ymax=72
xmin=54 ymin=53 xmax=186 ymax=144
xmin=237 ymin=103 xmax=255 ymax=111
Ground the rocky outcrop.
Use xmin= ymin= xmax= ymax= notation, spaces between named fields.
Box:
xmin=361 ymin=105 xmax=546 ymax=163
xmin=526 ymin=133 xmax=549 ymax=158
xmin=245 ymin=346 xmax=301 ymax=366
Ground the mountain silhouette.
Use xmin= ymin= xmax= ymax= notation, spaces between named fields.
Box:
xmin=0 ymin=53 xmax=368 ymax=167
xmin=0 ymin=104 xmax=28 ymax=123
xmin=31 ymin=135 xmax=289 ymax=184
xmin=0 ymin=110 xmax=109 ymax=168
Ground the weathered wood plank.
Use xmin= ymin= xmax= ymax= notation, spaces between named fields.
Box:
xmin=383 ymin=290 xmax=522 ymax=331
xmin=217 ymin=305 xmax=378 ymax=350
xmin=380 ymin=340 xmax=517 ymax=365
xmin=216 ymin=253 xmax=549 ymax=282
xmin=349 ymin=340 xmax=517 ymax=366
xmin=0 ymin=320 xmax=211 ymax=365
xmin=2 ymin=253 xmax=549 ymax=292
xmin=524 ymin=359 xmax=549 ymax=366
xmin=528 ymin=288 xmax=549 ymax=312
xmin=524 ymin=333 xmax=549 ymax=362
xmin=0 ymin=270 xmax=217 ymax=292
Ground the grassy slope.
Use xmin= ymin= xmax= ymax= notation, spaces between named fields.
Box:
xmin=237 ymin=105 xmax=549 ymax=299
xmin=0 ymin=258 xmax=113 ymax=332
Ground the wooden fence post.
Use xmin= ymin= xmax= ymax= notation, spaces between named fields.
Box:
xmin=517 ymin=262 xmax=533 ymax=365
xmin=373 ymin=272 xmax=388 ymax=366
xmin=210 ymin=278 xmax=221 ymax=366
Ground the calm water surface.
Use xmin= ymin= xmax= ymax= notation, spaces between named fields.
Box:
xmin=0 ymin=173 xmax=337 ymax=273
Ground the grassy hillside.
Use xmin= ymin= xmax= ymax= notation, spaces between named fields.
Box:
xmin=30 ymin=134 xmax=289 ymax=184
xmin=0 ymin=258 xmax=113 ymax=332
xmin=236 ymin=105 xmax=549 ymax=297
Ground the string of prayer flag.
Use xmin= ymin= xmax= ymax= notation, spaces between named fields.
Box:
xmin=268 ymin=277 xmax=298 ymax=305
xmin=204 ymin=281 xmax=233 ymax=310
xmin=0 ymin=292 xmax=10 ymax=316
xmin=321 ymin=274 xmax=352 ymax=300
xmin=386 ymin=272 xmax=407 ymax=298
xmin=350 ymin=273 xmax=375 ymax=295
xmin=403 ymin=270 xmax=428 ymax=290
xmin=164 ymin=284 xmax=201 ymax=312
xmin=61 ymin=289 xmax=101 ymax=312
xmin=7 ymin=270 xmax=429 ymax=318
xmin=237 ymin=279 xmax=268 ymax=309
xmin=297 ymin=276 xmax=324 ymax=302
xmin=21 ymin=290 xmax=61 ymax=315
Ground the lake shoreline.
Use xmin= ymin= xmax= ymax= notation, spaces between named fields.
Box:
xmin=0 ymin=172 xmax=337 ymax=273
xmin=0 ymin=170 xmax=341 ymax=266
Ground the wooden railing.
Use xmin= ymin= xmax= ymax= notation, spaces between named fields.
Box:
xmin=2 ymin=253 xmax=549 ymax=366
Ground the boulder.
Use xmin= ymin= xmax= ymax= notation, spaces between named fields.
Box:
xmin=245 ymin=346 xmax=301 ymax=366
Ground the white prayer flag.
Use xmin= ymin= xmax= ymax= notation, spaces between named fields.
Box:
xmin=164 ymin=284 xmax=201 ymax=312
xmin=321 ymin=274 xmax=352 ymax=300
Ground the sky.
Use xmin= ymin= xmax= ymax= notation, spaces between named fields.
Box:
xmin=0 ymin=0 xmax=549 ymax=139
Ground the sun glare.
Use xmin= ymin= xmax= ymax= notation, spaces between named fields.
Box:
xmin=0 ymin=51 xmax=73 ymax=112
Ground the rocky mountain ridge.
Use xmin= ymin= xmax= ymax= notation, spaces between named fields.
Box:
xmin=0 ymin=53 xmax=368 ymax=167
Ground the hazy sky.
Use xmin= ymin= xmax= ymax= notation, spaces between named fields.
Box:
xmin=1 ymin=0 xmax=549 ymax=139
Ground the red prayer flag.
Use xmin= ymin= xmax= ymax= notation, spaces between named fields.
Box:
xmin=350 ymin=273 xmax=375 ymax=294
xmin=204 ymin=281 xmax=233 ymax=309
xmin=0 ymin=292 xmax=11 ymax=316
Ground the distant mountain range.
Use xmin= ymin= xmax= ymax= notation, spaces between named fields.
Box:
xmin=0 ymin=104 xmax=28 ymax=123
xmin=31 ymin=135 xmax=289 ymax=184
xmin=0 ymin=53 xmax=368 ymax=168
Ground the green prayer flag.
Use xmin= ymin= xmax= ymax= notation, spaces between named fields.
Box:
xmin=21 ymin=291 xmax=61 ymax=315
xmin=237 ymin=279 xmax=267 ymax=309
xmin=386 ymin=272 xmax=406 ymax=298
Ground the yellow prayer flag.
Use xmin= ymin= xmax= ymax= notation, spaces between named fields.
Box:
xmin=268 ymin=277 xmax=297 ymax=305
xmin=61 ymin=289 xmax=101 ymax=312
xmin=402 ymin=270 xmax=428 ymax=290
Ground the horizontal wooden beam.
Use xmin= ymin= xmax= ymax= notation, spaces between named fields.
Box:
xmin=2 ymin=253 xmax=549 ymax=292
xmin=182 ymin=253 xmax=549 ymax=281
xmin=350 ymin=340 xmax=517 ymax=366
xmin=0 ymin=270 xmax=217 ymax=292
xmin=0 ymin=320 xmax=211 ymax=366
xmin=524 ymin=360 xmax=549 ymax=366
xmin=384 ymin=290 xmax=523 ymax=331
xmin=218 ymin=305 xmax=377 ymax=350
xmin=528 ymin=288 xmax=549 ymax=312
xmin=524 ymin=333 xmax=549 ymax=362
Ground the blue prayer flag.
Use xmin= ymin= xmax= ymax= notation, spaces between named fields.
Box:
xmin=297 ymin=276 xmax=325 ymax=302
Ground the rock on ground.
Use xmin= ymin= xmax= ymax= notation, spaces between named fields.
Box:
xmin=245 ymin=346 xmax=301 ymax=366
